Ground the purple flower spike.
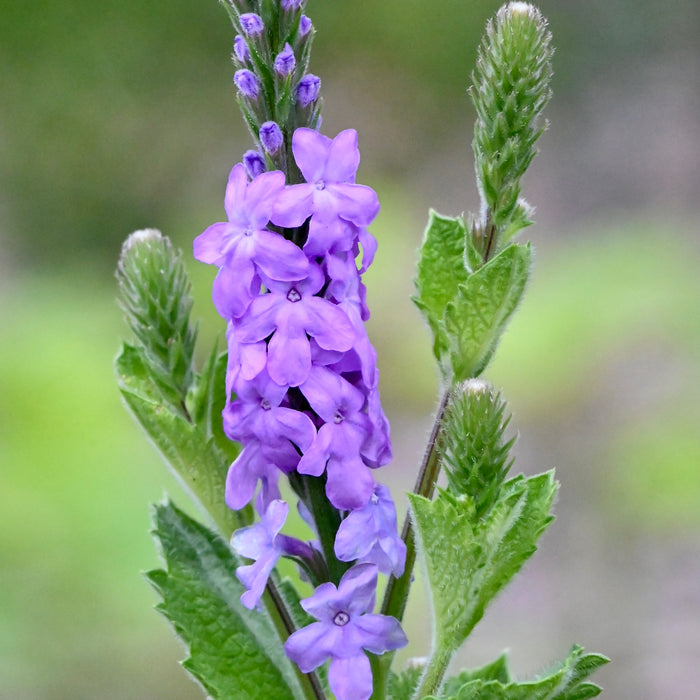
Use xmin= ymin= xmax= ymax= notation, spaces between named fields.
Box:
xmin=234 ymin=35 xmax=250 ymax=63
xmin=284 ymin=564 xmax=407 ymax=700
xmin=232 ymin=499 xmax=288 ymax=609
xmin=274 ymin=43 xmax=296 ymax=77
xmin=234 ymin=69 xmax=260 ymax=100
xmin=234 ymin=264 xmax=356 ymax=387
xmin=239 ymin=13 xmax=264 ymax=37
xmin=259 ymin=121 xmax=284 ymax=155
xmin=194 ymin=164 xmax=309 ymax=318
xmin=296 ymin=74 xmax=321 ymax=108
xmin=334 ymin=484 xmax=406 ymax=577
xmin=243 ymin=150 xmax=266 ymax=179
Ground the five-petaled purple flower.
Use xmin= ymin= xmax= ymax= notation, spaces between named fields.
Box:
xmin=284 ymin=564 xmax=408 ymax=700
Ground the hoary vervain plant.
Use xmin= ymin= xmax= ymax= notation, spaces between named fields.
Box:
xmin=115 ymin=2 xmax=608 ymax=698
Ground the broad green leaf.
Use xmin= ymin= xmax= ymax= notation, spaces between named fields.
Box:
xmin=116 ymin=343 xmax=247 ymax=537
xmin=442 ymin=653 xmax=511 ymax=697
xmin=443 ymin=242 xmax=530 ymax=379
xmin=409 ymin=471 xmax=556 ymax=653
xmin=147 ymin=501 xmax=302 ymax=700
xmin=433 ymin=645 xmax=608 ymax=700
xmin=413 ymin=210 xmax=470 ymax=361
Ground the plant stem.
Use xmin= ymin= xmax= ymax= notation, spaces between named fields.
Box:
xmin=412 ymin=640 xmax=453 ymax=699
xmin=263 ymin=582 xmax=325 ymax=700
xmin=381 ymin=389 xmax=450 ymax=622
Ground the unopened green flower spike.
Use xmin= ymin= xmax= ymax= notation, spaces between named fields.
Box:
xmin=470 ymin=1 xmax=554 ymax=260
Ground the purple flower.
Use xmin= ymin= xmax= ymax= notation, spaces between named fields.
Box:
xmin=295 ymin=74 xmax=321 ymax=107
xmin=271 ymin=128 xmax=380 ymax=235
xmin=233 ymin=263 xmax=356 ymax=387
xmin=259 ymin=121 xmax=284 ymax=155
xmin=234 ymin=35 xmax=250 ymax=63
xmin=239 ymin=13 xmax=264 ymax=37
xmin=274 ymin=43 xmax=296 ymax=77
xmin=232 ymin=499 xmax=287 ymax=609
xmin=334 ymin=484 xmax=406 ymax=577
xmin=243 ymin=149 xmax=266 ymax=179
xmin=297 ymin=366 xmax=375 ymax=509
xmin=225 ymin=440 xmax=282 ymax=511
xmin=193 ymin=164 xmax=309 ymax=318
xmin=234 ymin=69 xmax=260 ymax=100
xmin=282 ymin=0 xmax=304 ymax=10
xmin=223 ymin=367 xmax=316 ymax=450
xmin=284 ymin=564 xmax=407 ymax=700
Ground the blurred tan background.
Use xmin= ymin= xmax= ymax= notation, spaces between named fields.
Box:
xmin=1 ymin=1 xmax=699 ymax=698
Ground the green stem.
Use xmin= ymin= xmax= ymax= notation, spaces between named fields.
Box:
xmin=263 ymin=582 xmax=325 ymax=700
xmin=381 ymin=389 xmax=450 ymax=622
xmin=375 ymin=390 xmax=450 ymax=694
xmin=412 ymin=640 xmax=453 ymax=699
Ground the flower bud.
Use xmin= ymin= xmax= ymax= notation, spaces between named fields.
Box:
xmin=234 ymin=69 xmax=260 ymax=100
xmin=296 ymin=74 xmax=320 ymax=107
xmin=281 ymin=0 xmax=304 ymax=10
xmin=274 ymin=43 xmax=296 ymax=77
xmin=243 ymin=150 xmax=266 ymax=179
xmin=239 ymin=13 xmax=264 ymax=37
xmin=259 ymin=121 xmax=283 ymax=155
xmin=234 ymin=35 xmax=250 ymax=64
xmin=298 ymin=15 xmax=313 ymax=37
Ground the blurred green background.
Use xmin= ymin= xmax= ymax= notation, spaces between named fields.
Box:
xmin=2 ymin=1 xmax=699 ymax=698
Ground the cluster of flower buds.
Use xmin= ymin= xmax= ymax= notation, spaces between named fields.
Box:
xmin=224 ymin=0 xmax=321 ymax=181
xmin=196 ymin=3 xmax=407 ymax=697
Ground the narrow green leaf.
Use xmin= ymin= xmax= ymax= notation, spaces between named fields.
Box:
xmin=147 ymin=501 xmax=302 ymax=700
xmin=186 ymin=344 xmax=239 ymax=465
xmin=443 ymin=243 xmax=530 ymax=380
xmin=413 ymin=210 xmax=470 ymax=362
xmin=409 ymin=471 xmax=556 ymax=654
xmin=116 ymin=344 xmax=247 ymax=537
xmin=434 ymin=645 xmax=608 ymax=700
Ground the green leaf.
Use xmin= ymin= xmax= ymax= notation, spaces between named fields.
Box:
xmin=388 ymin=664 xmax=423 ymax=700
xmin=442 ymin=654 xmax=512 ymax=696
xmin=443 ymin=243 xmax=530 ymax=380
xmin=435 ymin=645 xmax=608 ymax=700
xmin=413 ymin=210 xmax=470 ymax=362
xmin=147 ymin=501 xmax=302 ymax=700
xmin=116 ymin=343 xmax=247 ymax=537
xmin=409 ymin=471 xmax=556 ymax=654
xmin=186 ymin=344 xmax=239 ymax=465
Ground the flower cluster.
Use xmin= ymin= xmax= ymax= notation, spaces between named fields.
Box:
xmin=195 ymin=129 xmax=407 ymax=698
xmin=195 ymin=4 xmax=407 ymax=697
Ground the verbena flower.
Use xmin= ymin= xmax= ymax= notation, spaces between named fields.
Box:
xmin=233 ymin=35 xmax=250 ymax=64
xmin=193 ymin=164 xmax=308 ymax=318
xmin=232 ymin=263 xmax=356 ymax=386
xmin=259 ymin=121 xmax=284 ymax=155
xmin=284 ymin=564 xmax=408 ymax=700
xmin=334 ymin=484 xmax=406 ymax=576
